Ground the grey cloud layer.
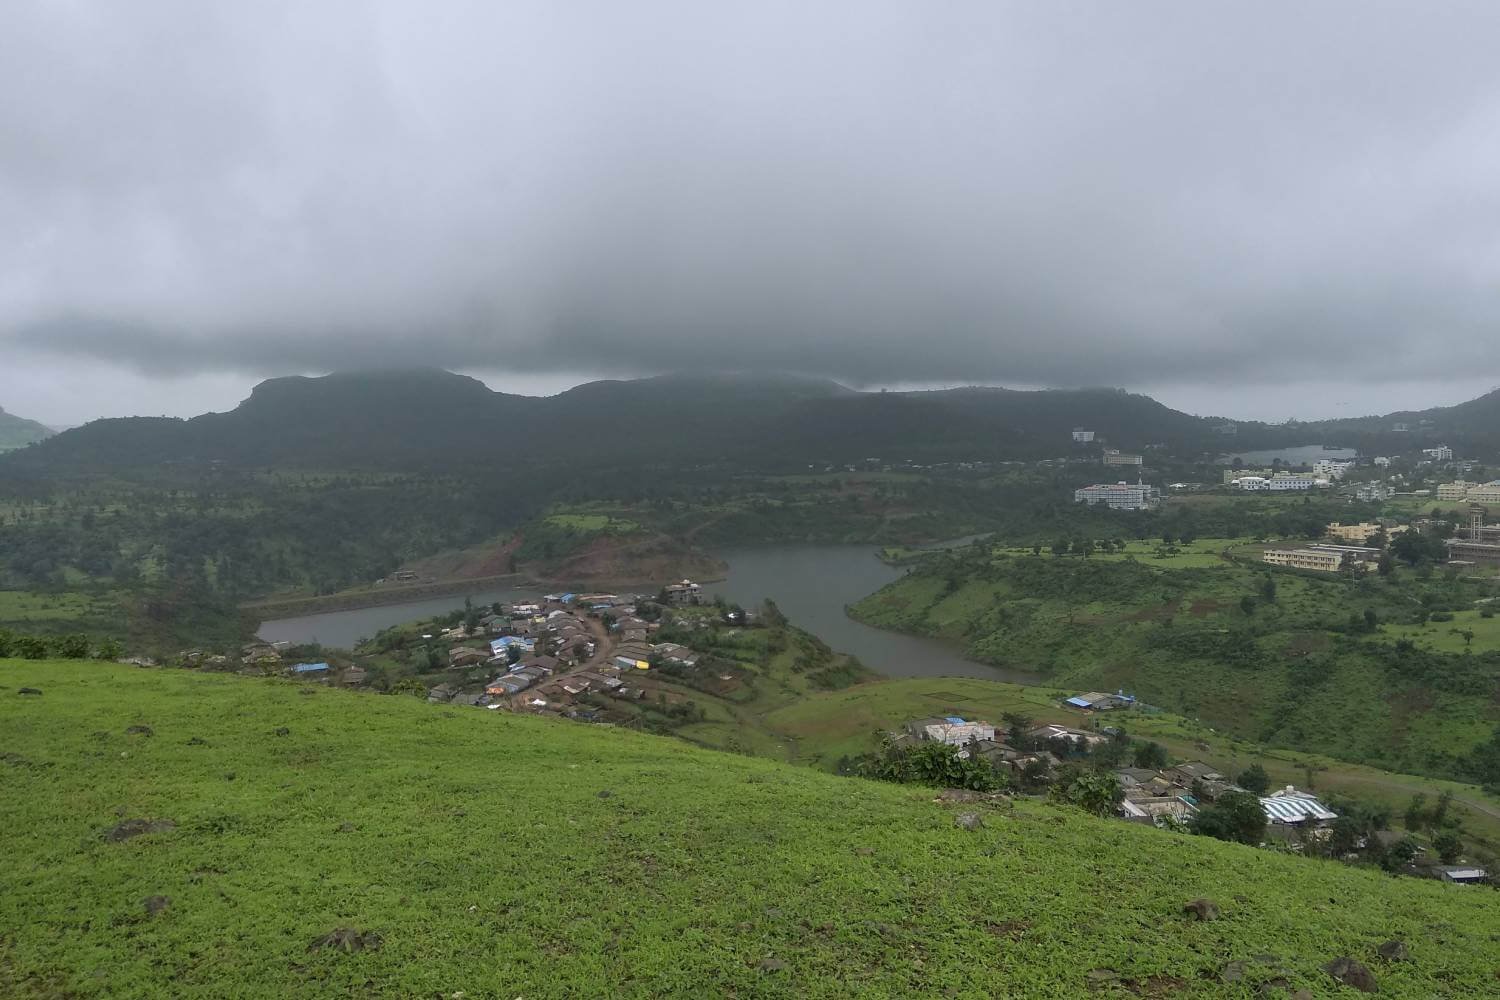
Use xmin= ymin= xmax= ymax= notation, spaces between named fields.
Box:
xmin=4 ymin=1 xmax=1500 ymax=386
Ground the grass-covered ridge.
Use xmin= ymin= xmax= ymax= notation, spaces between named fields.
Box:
xmin=4 ymin=661 xmax=1500 ymax=997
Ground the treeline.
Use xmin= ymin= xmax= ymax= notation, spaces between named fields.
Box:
xmin=0 ymin=627 xmax=123 ymax=660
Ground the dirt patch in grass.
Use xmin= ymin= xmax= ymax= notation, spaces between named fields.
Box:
xmin=1187 ymin=599 xmax=1222 ymax=618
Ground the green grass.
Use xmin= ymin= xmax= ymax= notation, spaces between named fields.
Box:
xmin=1384 ymin=608 xmax=1500 ymax=653
xmin=542 ymin=513 xmax=641 ymax=533
xmin=5 ymin=660 xmax=1500 ymax=998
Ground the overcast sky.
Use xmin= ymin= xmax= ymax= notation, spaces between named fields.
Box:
xmin=4 ymin=1 xmax=1500 ymax=426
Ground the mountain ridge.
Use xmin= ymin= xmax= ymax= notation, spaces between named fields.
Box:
xmin=4 ymin=368 xmax=1492 ymax=473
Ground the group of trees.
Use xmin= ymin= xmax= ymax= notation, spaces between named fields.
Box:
xmin=855 ymin=738 xmax=1007 ymax=792
xmin=0 ymin=627 xmax=123 ymax=660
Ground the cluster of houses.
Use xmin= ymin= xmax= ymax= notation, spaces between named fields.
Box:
xmin=421 ymin=588 xmax=711 ymax=716
xmin=894 ymin=707 xmax=1343 ymax=843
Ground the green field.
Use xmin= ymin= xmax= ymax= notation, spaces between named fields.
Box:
xmin=542 ymin=512 xmax=641 ymax=533
xmin=5 ymin=659 xmax=1500 ymax=998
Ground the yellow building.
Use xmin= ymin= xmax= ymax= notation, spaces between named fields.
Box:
xmin=1438 ymin=482 xmax=1475 ymax=501
xmin=1325 ymin=522 xmax=1383 ymax=544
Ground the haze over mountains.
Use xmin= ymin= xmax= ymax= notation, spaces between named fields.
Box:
xmin=0 ymin=405 xmax=54 ymax=452
xmin=4 ymin=368 xmax=1496 ymax=474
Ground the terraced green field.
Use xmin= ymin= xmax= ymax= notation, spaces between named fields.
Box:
xmin=4 ymin=660 xmax=1500 ymax=997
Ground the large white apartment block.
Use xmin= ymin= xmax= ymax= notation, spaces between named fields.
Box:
xmin=1074 ymin=482 xmax=1161 ymax=510
xmin=1071 ymin=428 xmax=1095 ymax=443
xmin=1102 ymin=449 xmax=1144 ymax=466
xmin=1422 ymin=445 xmax=1454 ymax=462
xmin=1231 ymin=475 xmax=1314 ymax=492
xmin=1312 ymin=459 xmax=1355 ymax=480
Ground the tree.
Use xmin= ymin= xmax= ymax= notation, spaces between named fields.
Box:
xmin=1403 ymin=793 xmax=1428 ymax=831
xmin=1433 ymin=830 xmax=1463 ymax=865
xmin=1132 ymin=741 xmax=1168 ymax=769
xmin=1259 ymin=576 xmax=1277 ymax=604
xmin=1377 ymin=550 xmax=1395 ymax=577
xmin=1191 ymin=790 xmax=1267 ymax=846
xmin=1051 ymin=538 xmax=1070 ymax=557
xmin=1031 ymin=543 xmax=1042 ymax=556
xmin=1239 ymin=595 xmax=1257 ymax=615
xmin=1237 ymin=763 xmax=1270 ymax=794
xmin=1363 ymin=608 xmax=1379 ymax=632
xmin=1050 ymin=770 xmax=1123 ymax=817
xmin=94 ymin=638 xmax=125 ymax=660
xmin=56 ymin=633 xmax=90 ymax=659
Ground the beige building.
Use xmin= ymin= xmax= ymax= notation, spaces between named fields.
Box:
xmin=1103 ymin=449 xmax=1144 ymax=466
xmin=1438 ymin=481 xmax=1475 ymax=501
xmin=1262 ymin=548 xmax=1345 ymax=573
xmin=1326 ymin=522 xmax=1392 ymax=544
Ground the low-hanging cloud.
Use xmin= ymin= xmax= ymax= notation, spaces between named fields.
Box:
xmin=4 ymin=0 xmax=1500 ymax=390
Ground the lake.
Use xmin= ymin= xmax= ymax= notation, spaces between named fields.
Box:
xmin=257 ymin=543 xmax=1040 ymax=684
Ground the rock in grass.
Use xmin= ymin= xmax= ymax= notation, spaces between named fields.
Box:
xmin=954 ymin=812 xmax=983 ymax=830
xmin=17 ymin=687 xmax=42 ymax=696
xmin=1182 ymin=898 xmax=1219 ymax=921
xmin=125 ymin=725 xmax=154 ymax=737
xmin=1322 ymin=956 xmax=1379 ymax=993
xmin=756 ymin=957 xmax=786 ymax=973
xmin=142 ymin=895 xmax=171 ymax=916
xmin=309 ymin=928 xmax=382 ymax=953
xmin=104 ymin=818 xmax=176 ymax=842
xmin=1221 ymin=960 xmax=1246 ymax=983
xmin=1376 ymin=940 xmax=1409 ymax=962
xmin=274 ymin=727 xmax=291 ymax=737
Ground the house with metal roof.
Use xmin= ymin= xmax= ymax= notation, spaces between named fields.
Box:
xmin=1259 ymin=787 xmax=1338 ymax=827
xmin=1065 ymin=691 xmax=1136 ymax=711
xmin=1438 ymin=865 xmax=1488 ymax=884
xmin=292 ymin=662 xmax=330 ymax=674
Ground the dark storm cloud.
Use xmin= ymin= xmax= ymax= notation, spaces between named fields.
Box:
xmin=5 ymin=1 xmax=1500 ymax=388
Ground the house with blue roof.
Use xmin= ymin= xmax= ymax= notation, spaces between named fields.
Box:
xmin=292 ymin=662 xmax=330 ymax=675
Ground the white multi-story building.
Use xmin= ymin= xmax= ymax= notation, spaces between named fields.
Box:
xmin=1263 ymin=548 xmax=1345 ymax=572
xmin=1438 ymin=481 xmax=1475 ymax=501
xmin=1071 ymin=428 xmax=1095 ymax=443
xmin=1312 ymin=459 xmax=1355 ymax=481
xmin=1074 ymin=482 xmax=1161 ymax=510
xmin=1422 ymin=445 xmax=1454 ymax=462
xmin=1102 ymin=449 xmax=1143 ymax=466
xmin=1231 ymin=475 xmax=1314 ymax=492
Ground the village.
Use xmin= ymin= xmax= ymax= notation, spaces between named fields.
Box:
xmin=230 ymin=579 xmax=732 ymax=727
xmin=889 ymin=696 xmax=1490 ymax=885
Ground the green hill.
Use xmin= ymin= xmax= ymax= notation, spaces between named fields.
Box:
xmin=850 ymin=542 xmax=1500 ymax=786
xmin=0 ymin=405 xmax=54 ymax=452
xmin=4 ymin=661 xmax=1498 ymax=997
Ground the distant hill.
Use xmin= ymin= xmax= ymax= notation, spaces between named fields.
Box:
xmin=4 ymin=658 xmax=1496 ymax=997
xmin=0 ymin=405 xmax=55 ymax=452
xmin=0 ymin=369 xmax=1258 ymax=473
xmin=7 ymin=367 xmax=1500 ymax=475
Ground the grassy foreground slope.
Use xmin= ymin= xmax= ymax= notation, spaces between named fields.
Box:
xmin=4 ymin=663 xmax=1499 ymax=999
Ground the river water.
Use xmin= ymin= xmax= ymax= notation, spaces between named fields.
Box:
xmin=257 ymin=543 xmax=1040 ymax=684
